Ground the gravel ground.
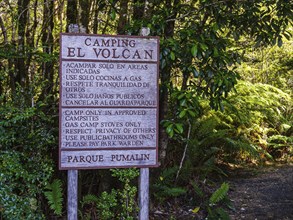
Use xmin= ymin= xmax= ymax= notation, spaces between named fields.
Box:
xmin=227 ymin=165 xmax=293 ymax=220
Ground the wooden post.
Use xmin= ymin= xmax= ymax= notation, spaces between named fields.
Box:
xmin=67 ymin=24 xmax=79 ymax=220
xmin=139 ymin=27 xmax=151 ymax=220
xmin=139 ymin=168 xmax=150 ymax=220
xmin=68 ymin=170 xmax=78 ymax=220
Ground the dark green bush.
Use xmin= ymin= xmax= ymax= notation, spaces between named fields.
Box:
xmin=0 ymin=95 xmax=58 ymax=219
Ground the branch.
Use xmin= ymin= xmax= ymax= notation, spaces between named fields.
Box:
xmin=176 ymin=119 xmax=192 ymax=181
xmin=0 ymin=15 xmax=8 ymax=43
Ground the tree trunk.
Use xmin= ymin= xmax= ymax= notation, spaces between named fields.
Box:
xmin=80 ymin=0 xmax=90 ymax=33
xmin=133 ymin=0 xmax=145 ymax=20
xmin=66 ymin=0 xmax=78 ymax=30
xmin=26 ymin=0 xmax=38 ymax=88
xmin=159 ymin=0 xmax=180 ymax=165
xmin=0 ymin=15 xmax=8 ymax=43
xmin=117 ymin=0 xmax=128 ymax=34
xmin=0 ymin=15 xmax=8 ymax=98
xmin=93 ymin=0 xmax=99 ymax=33
xmin=41 ymin=0 xmax=54 ymax=98
xmin=16 ymin=0 xmax=30 ymax=89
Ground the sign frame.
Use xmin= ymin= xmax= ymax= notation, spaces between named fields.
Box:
xmin=59 ymin=33 xmax=159 ymax=170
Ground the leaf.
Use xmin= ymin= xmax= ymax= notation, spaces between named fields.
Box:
xmin=209 ymin=182 xmax=229 ymax=205
xmin=187 ymin=109 xmax=196 ymax=117
xmin=82 ymin=194 xmax=99 ymax=205
xmin=178 ymin=93 xmax=185 ymax=100
xmin=170 ymin=51 xmax=175 ymax=60
xmin=199 ymin=43 xmax=208 ymax=51
xmin=166 ymin=124 xmax=174 ymax=134
xmin=160 ymin=186 xmax=187 ymax=197
xmin=192 ymin=207 xmax=200 ymax=213
xmin=190 ymin=182 xmax=204 ymax=198
xmin=193 ymin=68 xmax=199 ymax=77
xmin=283 ymin=31 xmax=291 ymax=40
xmin=44 ymin=179 xmax=63 ymax=216
xmin=212 ymin=23 xmax=219 ymax=31
xmin=110 ymin=10 xmax=116 ymax=20
xmin=160 ymin=58 xmax=166 ymax=69
xmin=179 ymin=110 xmax=187 ymax=118
xmin=169 ymin=129 xmax=174 ymax=138
xmin=216 ymin=207 xmax=231 ymax=220
xmin=166 ymin=124 xmax=175 ymax=138
xmin=175 ymin=123 xmax=184 ymax=133
xmin=180 ymin=98 xmax=187 ymax=106
xmin=213 ymin=47 xmax=219 ymax=57
xmin=191 ymin=45 xmax=198 ymax=57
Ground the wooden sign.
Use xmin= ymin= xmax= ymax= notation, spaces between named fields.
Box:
xmin=59 ymin=34 xmax=159 ymax=169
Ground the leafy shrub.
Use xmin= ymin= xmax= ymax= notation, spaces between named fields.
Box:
xmin=80 ymin=168 xmax=139 ymax=220
xmin=207 ymin=182 xmax=231 ymax=220
xmin=152 ymin=167 xmax=187 ymax=203
xmin=44 ymin=179 xmax=63 ymax=216
xmin=80 ymin=191 xmax=117 ymax=220
xmin=184 ymin=81 xmax=292 ymax=172
xmin=227 ymin=81 xmax=292 ymax=161
xmin=111 ymin=168 xmax=139 ymax=220
xmin=0 ymin=95 xmax=57 ymax=218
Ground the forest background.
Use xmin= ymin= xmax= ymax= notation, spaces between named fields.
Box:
xmin=0 ymin=0 xmax=292 ymax=219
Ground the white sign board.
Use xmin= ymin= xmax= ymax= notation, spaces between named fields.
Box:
xmin=59 ymin=34 xmax=159 ymax=169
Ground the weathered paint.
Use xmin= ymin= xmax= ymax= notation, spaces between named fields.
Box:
xmin=59 ymin=33 xmax=159 ymax=170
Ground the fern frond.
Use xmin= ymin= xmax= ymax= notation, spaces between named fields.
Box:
xmin=209 ymin=182 xmax=229 ymax=205
xmin=190 ymin=181 xmax=204 ymax=198
xmin=216 ymin=207 xmax=231 ymax=220
xmin=44 ymin=179 xmax=63 ymax=216
xmin=153 ymin=184 xmax=186 ymax=198
xmin=81 ymin=194 xmax=99 ymax=205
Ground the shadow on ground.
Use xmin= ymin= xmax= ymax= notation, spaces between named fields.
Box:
xmin=227 ymin=165 xmax=293 ymax=220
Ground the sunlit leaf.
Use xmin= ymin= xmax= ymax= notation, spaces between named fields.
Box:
xmin=175 ymin=123 xmax=184 ymax=133
xmin=200 ymin=43 xmax=208 ymax=51
xmin=170 ymin=51 xmax=175 ymax=60
xmin=179 ymin=110 xmax=187 ymax=118
xmin=192 ymin=207 xmax=200 ymax=213
xmin=191 ymin=45 xmax=198 ymax=57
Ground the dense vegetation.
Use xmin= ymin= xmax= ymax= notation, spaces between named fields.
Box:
xmin=0 ymin=0 xmax=292 ymax=219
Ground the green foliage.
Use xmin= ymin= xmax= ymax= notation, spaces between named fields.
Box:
xmin=209 ymin=182 xmax=229 ymax=206
xmin=267 ymin=135 xmax=293 ymax=159
xmin=97 ymin=191 xmax=118 ymax=220
xmin=175 ymin=80 xmax=293 ymax=177
xmin=81 ymin=194 xmax=99 ymax=206
xmin=80 ymin=169 xmax=138 ymax=220
xmin=152 ymin=167 xmax=187 ymax=202
xmin=190 ymin=181 xmax=204 ymax=199
xmin=171 ymin=105 xmax=255 ymax=180
xmin=193 ymin=182 xmax=231 ymax=220
xmin=207 ymin=207 xmax=231 ymax=220
xmin=228 ymin=81 xmax=292 ymax=160
xmin=110 ymin=168 xmax=139 ymax=220
xmin=44 ymin=179 xmax=63 ymax=216
xmin=0 ymin=1 xmax=292 ymax=218
xmin=80 ymin=191 xmax=117 ymax=220
xmin=0 ymin=151 xmax=46 ymax=219
xmin=154 ymin=185 xmax=187 ymax=199
xmin=237 ymin=36 xmax=293 ymax=92
xmin=157 ymin=77 xmax=292 ymax=220
xmin=111 ymin=168 xmax=139 ymax=184
xmin=80 ymin=194 xmax=99 ymax=220
xmin=0 ymin=90 xmax=57 ymax=218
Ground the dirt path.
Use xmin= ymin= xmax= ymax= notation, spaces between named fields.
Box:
xmin=227 ymin=165 xmax=293 ymax=220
